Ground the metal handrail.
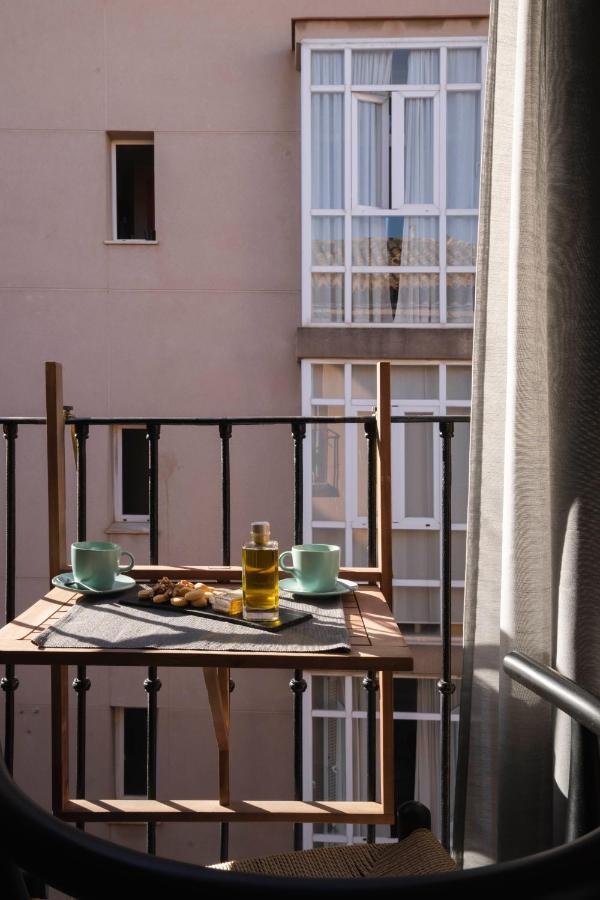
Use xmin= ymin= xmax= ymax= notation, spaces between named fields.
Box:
xmin=503 ymin=651 xmax=600 ymax=737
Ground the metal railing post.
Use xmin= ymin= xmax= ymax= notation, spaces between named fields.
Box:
xmin=291 ymin=421 xmax=307 ymax=851
xmin=145 ymin=424 xmax=162 ymax=855
xmin=72 ymin=422 xmax=91 ymax=831
xmin=362 ymin=671 xmax=379 ymax=842
xmin=438 ymin=420 xmax=455 ymax=851
xmin=2 ymin=423 xmax=19 ymax=774
xmin=219 ymin=423 xmax=232 ymax=566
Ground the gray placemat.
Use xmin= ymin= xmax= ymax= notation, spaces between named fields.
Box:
xmin=33 ymin=588 xmax=351 ymax=653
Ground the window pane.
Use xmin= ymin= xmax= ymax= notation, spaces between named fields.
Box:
xmin=393 ymin=586 xmax=439 ymax=624
xmin=116 ymin=144 xmax=155 ymax=240
xmin=312 ymin=273 xmax=343 ymax=322
xmin=312 ymin=528 xmax=345 ymax=565
xmin=447 ymin=406 xmax=470 ymax=523
xmin=447 ymin=48 xmax=481 ymax=83
xmin=311 ymin=51 xmax=344 ymax=85
xmin=313 ymin=717 xmax=346 ymax=801
xmin=452 ymin=530 xmax=466 ymax=580
xmin=352 ymin=49 xmax=439 ymax=84
xmin=121 ymin=428 xmax=149 ymax=516
xmin=312 ymin=94 xmax=344 ymax=208
xmin=311 ymin=406 xmax=345 ymax=521
xmin=392 ymin=366 xmax=439 ymax=400
xmin=313 ymin=675 xmax=345 ymax=710
xmin=446 ymin=367 xmax=471 ymax=401
xmin=356 ymin=94 xmax=390 ymax=207
xmin=123 ymin=708 xmax=148 ymax=796
xmin=312 ymin=216 xmax=344 ymax=265
xmin=405 ymin=98 xmax=434 ymax=204
xmin=447 ymin=216 xmax=478 ymax=265
xmin=447 ymin=92 xmax=481 ymax=208
xmin=356 ymin=416 xmax=370 ymax=518
xmin=404 ymin=421 xmax=434 ymax=518
xmin=312 ymin=364 xmax=344 ymax=399
xmin=352 ymin=528 xmax=369 ymax=567
xmin=447 ymin=273 xmax=475 ymax=323
xmin=352 ymin=216 xmax=438 ymax=266
xmin=392 ymin=530 xmax=439 ymax=579
xmin=351 ymin=365 xmax=377 ymax=401
xmin=353 ymin=273 xmax=439 ymax=324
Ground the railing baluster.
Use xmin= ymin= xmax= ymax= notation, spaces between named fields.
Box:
xmin=2 ymin=423 xmax=19 ymax=774
xmin=72 ymin=422 xmax=91 ymax=832
xmin=362 ymin=672 xmax=378 ymax=843
xmin=218 ymin=422 xmax=233 ymax=859
xmin=291 ymin=422 xmax=307 ymax=851
xmin=219 ymin=423 xmax=232 ymax=566
xmin=364 ymin=418 xmax=378 ymax=568
xmin=438 ymin=421 xmax=455 ymax=851
xmin=145 ymin=424 xmax=161 ymax=855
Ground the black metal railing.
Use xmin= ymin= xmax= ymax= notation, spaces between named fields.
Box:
xmin=2 ymin=649 xmax=599 ymax=898
xmin=1 ymin=411 xmax=467 ymax=858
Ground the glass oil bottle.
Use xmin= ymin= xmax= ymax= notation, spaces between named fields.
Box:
xmin=242 ymin=521 xmax=279 ymax=621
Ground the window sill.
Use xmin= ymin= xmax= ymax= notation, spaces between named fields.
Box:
xmin=105 ymin=522 xmax=150 ymax=535
xmin=104 ymin=240 xmax=159 ymax=246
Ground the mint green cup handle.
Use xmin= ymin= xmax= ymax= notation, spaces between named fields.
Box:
xmin=279 ymin=551 xmax=297 ymax=577
xmin=118 ymin=551 xmax=135 ymax=574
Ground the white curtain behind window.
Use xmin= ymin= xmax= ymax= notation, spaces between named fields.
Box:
xmin=312 ymin=94 xmax=344 ymax=209
xmin=352 ymin=50 xmax=392 ymax=85
xmin=447 ymin=51 xmax=481 ymax=209
xmin=400 ymin=51 xmax=438 ymax=322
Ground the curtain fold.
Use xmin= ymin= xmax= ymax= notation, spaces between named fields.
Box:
xmin=455 ymin=0 xmax=600 ymax=867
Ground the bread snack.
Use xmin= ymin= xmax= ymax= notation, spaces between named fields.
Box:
xmin=137 ymin=578 xmax=241 ymax=615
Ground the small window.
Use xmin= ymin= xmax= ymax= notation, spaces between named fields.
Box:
xmin=111 ymin=139 xmax=155 ymax=241
xmin=114 ymin=707 xmax=148 ymax=797
xmin=114 ymin=426 xmax=149 ymax=522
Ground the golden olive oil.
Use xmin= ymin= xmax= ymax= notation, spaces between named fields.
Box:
xmin=242 ymin=522 xmax=279 ymax=621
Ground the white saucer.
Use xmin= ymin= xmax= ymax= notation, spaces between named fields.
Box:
xmin=52 ymin=572 xmax=136 ymax=596
xmin=280 ymin=577 xmax=357 ymax=597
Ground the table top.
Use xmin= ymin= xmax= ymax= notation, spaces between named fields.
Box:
xmin=0 ymin=580 xmax=413 ymax=672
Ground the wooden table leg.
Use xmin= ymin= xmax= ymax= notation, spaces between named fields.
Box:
xmin=51 ymin=664 xmax=69 ymax=814
xmin=203 ymin=667 xmax=230 ymax=806
xmin=379 ymin=670 xmax=395 ymax=816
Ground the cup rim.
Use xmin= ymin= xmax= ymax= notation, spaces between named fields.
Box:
xmin=72 ymin=541 xmax=120 ymax=552
xmin=291 ymin=543 xmax=340 ymax=553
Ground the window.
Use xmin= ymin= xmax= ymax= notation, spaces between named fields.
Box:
xmin=111 ymin=139 xmax=156 ymax=241
xmin=301 ymin=40 xmax=486 ymax=325
xmin=114 ymin=707 xmax=148 ymax=797
xmin=303 ymin=361 xmax=470 ymax=633
xmin=113 ymin=426 xmax=149 ymax=522
xmin=305 ymin=674 xmax=460 ymax=846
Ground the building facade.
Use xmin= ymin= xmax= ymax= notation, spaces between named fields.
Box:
xmin=0 ymin=0 xmax=488 ymax=875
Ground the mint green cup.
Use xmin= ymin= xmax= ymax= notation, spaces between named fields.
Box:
xmin=71 ymin=541 xmax=134 ymax=591
xmin=279 ymin=543 xmax=340 ymax=593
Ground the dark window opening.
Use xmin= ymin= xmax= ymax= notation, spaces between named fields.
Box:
xmin=123 ymin=708 xmax=148 ymax=796
xmin=116 ymin=144 xmax=155 ymax=240
xmin=121 ymin=428 xmax=149 ymax=517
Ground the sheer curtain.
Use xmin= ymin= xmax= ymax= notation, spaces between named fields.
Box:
xmin=455 ymin=0 xmax=600 ymax=867
xmin=312 ymin=92 xmax=344 ymax=321
xmin=399 ymin=51 xmax=439 ymax=322
xmin=353 ymin=51 xmax=392 ymax=323
xmin=447 ymin=50 xmax=481 ymax=210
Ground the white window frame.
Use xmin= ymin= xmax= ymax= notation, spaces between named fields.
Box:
xmin=110 ymin=138 xmax=155 ymax=243
xmin=302 ymin=673 xmax=461 ymax=847
xmin=302 ymin=360 xmax=470 ymax=625
xmin=301 ymin=38 xmax=487 ymax=326
xmin=113 ymin=425 xmax=149 ymax=524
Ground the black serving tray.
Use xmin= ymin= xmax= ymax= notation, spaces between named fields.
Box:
xmin=118 ymin=592 xmax=312 ymax=633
